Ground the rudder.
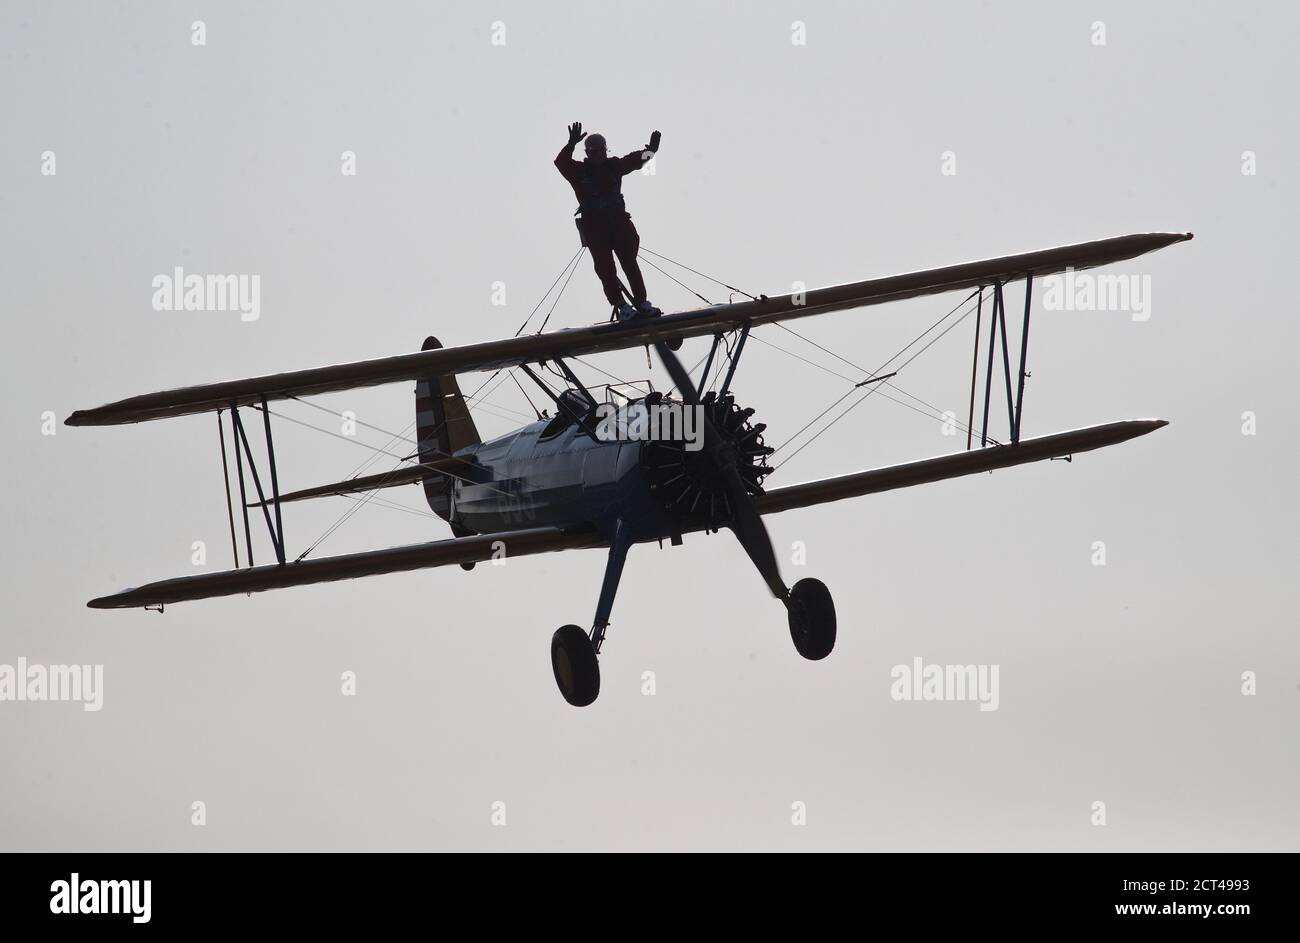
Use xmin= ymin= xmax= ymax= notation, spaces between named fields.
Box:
xmin=415 ymin=336 xmax=481 ymax=519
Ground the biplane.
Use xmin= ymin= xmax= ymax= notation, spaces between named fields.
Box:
xmin=68 ymin=231 xmax=1192 ymax=706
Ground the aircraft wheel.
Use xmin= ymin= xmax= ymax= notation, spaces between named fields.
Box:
xmin=551 ymin=624 xmax=600 ymax=706
xmin=787 ymin=578 xmax=836 ymax=661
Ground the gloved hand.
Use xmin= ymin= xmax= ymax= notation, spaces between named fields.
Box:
xmin=647 ymin=130 xmax=661 ymax=152
xmin=567 ymin=122 xmax=586 ymax=147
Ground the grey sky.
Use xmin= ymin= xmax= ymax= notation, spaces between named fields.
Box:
xmin=1 ymin=0 xmax=1296 ymax=850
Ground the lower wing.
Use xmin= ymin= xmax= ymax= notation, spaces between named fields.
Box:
xmin=88 ymin=526 xmax=604 ymax=609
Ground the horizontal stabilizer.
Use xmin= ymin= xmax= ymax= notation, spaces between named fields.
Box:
xmin=758 ymin=419 xmax=1167 ymax=515
xmin=89 ymin=526 xmax=603 ymax=609
xmin=67 ymin=233 xmax=1191 ymax=426
xmin=247 ymin=456 xmax=483 ymax=508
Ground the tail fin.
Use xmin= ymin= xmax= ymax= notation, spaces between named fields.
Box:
xmin=416 ymin=336 xmax=481 ymax=519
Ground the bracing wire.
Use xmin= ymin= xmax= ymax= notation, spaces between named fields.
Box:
xmin=536 ymin=248 xmax=587 ymax=335
xmin=772 ymin=291 xmax=987 ymax=471
xmin=637 ymin=248 xmax=993 ymax=463
xmin=515 ymin=246 xmax=585 ymax=337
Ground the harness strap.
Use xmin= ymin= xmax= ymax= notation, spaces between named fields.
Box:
xmin=574 ymin=193 xmax=626 ymax=214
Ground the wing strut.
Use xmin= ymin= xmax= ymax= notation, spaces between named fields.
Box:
xmin=974 ymin=275 xmax=1035 ymax=447
xmin=717 ymin=321 xmax=752 ymax=399
xmin=226 ymin=401 xmax=288 ymax=566
xmin=964 ymin=288 xmax=984 ymax=451
xmin=696 ymin=332 xmax=724 ymax=400
xmin=216 ymin=410 xmax=241 ymax=568
xmin=518 ymin=362 xmax=600 ymax=440
xmin=1014 ymin=275 xmax=1033 ymax=442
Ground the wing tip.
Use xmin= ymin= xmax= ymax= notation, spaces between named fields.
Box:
xmin=87 ymin=597 xmax=156 ymax=610
xmin=87 ymin=588 xmax=147 ymax=609
xmin=1126 ymin=417 xmax=1168 ymax=433
xmin=1120 ymin=418 xmax=1168 ymax=442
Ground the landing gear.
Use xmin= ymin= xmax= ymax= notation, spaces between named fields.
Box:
xmin=787 ymin=577 xmax=836 ymax=660
xmin=549 ymin=520 xmax=631 ymax=707
xmin=551 ymin=624 xmax=600 ymax=707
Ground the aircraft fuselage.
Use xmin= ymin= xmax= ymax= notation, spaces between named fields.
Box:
xmin=449 ymin=420 xmax=665 ymax=543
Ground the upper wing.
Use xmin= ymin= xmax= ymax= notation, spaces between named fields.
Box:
xmin=757 ymin=419 xmax=1167 ymax=516
xmin=67 ymin=232 xmax=1191 ymax=426
xmin=88 ymin=526 xmax=604 ymax=609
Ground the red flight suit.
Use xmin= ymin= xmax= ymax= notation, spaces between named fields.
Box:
xmin=554 ymin=143 xmax=652 ymax=308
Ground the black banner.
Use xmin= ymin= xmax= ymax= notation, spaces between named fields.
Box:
xmin=0 ymin=852 xmax=1287 ymax=930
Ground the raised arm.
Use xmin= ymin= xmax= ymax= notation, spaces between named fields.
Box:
xmin=555 ymin=121 xmax=586 ymax=178
xmin=617 ymin=130 xmax=661 ymax=175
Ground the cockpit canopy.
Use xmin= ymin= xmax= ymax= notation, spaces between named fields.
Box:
xmin=539 ymin=389 xmax=596 ymax=439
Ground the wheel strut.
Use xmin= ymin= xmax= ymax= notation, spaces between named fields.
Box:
xmin=590 ymin=519 xmax=632 ymax=654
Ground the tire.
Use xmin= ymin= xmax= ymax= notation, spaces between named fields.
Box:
xmin=551 ymin=624 xmax=600 ymax=706
xmin=787 ymin=578 xmax=836 ymax=661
